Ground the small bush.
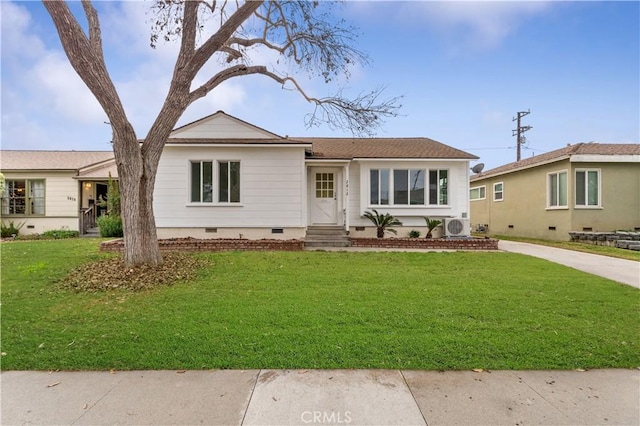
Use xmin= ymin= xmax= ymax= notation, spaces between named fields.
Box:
xmin=41 ymin=229 xmax=79 ymax=239
xmin=1 ymin=220 xmax=25 ymax=238
xmin=409 ymin=230 xmax=421 ymax=238
xmin=97 ymin=215 xmax=123 ymax=238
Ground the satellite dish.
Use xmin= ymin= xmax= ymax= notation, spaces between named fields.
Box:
xmin=471 ymin=163 xmax=485 ymax=174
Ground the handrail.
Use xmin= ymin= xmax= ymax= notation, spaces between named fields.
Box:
xmin=80 ymin=205 xmax=96 ymax=234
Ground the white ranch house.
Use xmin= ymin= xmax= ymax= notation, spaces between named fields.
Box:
xmin=1 ymin=112 xmax=478 ymax=241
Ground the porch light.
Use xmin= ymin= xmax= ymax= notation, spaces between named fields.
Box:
xmin=84 ymin=182 xmax=93 ymax=189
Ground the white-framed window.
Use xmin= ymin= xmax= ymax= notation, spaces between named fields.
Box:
xmin=218 ymin=160 xmax=240 ymax=203
xmin=547 ymin=170 xmax=568 ymax=208
xmin=190 ymin=160 xmax=240 ymax=204
xmin=1 ymin=179 xmax=45 ymax=216
xmin=428 ymin=169 xmax=448 ymax=205
xmin=575 ymin=169 xmax=600 ymax=207
xmin=470 ymin=186 xmax=486 ymax=201
xmin=369 ymin=168 xmax=447 ymax=206
xmin=493 ymin=182 xmax=504 ymax=201
xmin=370 ymin=169 xmax=390 ymax=205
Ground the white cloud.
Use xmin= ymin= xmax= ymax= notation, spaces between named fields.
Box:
xmin=348 ymin=1 xmax=553 ymax=51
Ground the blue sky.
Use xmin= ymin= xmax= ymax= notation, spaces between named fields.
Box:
xmin=1 ymin=1 xmax=638 ymax=170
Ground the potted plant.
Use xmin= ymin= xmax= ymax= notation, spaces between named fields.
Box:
xmin=424 ymin=217 xmax=442 ymax=238
xmin=363 ymin=209 xmax=403 ymax=238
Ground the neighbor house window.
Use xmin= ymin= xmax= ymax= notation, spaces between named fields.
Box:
xmin=428 ymin=169 xmax=448 ymax=205
xmin=493 ymin=182 xmax=504 ymax=201
xmin=575 ymin=169 xmax=600 ymax=207
xmin=370 ymin=169 xmax=390 ymax=205
xmin=218 ymin=161 xmax=240 ymax=203
xmin=190 ymin=161 xmax=213 ymax=203
xmin=1 ymin=179 xmax=45 ymax=215
xmin=548 ymin=171 xmax=568 ymax=207
xmin=470 ymin=186 xmax=486 ymax=201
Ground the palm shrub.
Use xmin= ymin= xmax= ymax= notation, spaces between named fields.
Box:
xmin=424 ymin=217 xmax=442 ymax=238
xmin=363 ymin=209 xmax=403 ymax=238
xmin=1 ymin=220 xmax=25 ymax=238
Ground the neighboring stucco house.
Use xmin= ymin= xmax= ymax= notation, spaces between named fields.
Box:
xmin=1 ymin=111 xmax=478 ymax=240
xmin=0 ymin=151 xmax=117 ymax=235
xmin=154 ymin=111 xmax=478 ymax=240
xmin=469 ymin=142 xmax=640 ymax=241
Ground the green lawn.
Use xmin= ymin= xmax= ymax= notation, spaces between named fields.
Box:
xmin=1 ymin=239 xmax=638 ymax=371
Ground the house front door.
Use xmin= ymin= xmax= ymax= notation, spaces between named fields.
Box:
xmin=310 ymin=169 xmax=340 ymax=225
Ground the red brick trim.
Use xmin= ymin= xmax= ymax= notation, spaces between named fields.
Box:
xmin=350 ymin=237 xmax=498 ymax=250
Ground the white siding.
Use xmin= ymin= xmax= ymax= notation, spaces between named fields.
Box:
xmin=171 ymin=114 xmax=276 ymax=139
xmin=154 ymin=146 xmax=307 ymax=229
xmin=1 ymin=171 xmax=79 ymax=234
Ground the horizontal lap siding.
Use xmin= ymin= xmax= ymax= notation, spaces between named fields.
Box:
xmin=2 ymin=171 xmax=78 ymax=217
xmin=154 ymin=146 xmax=306 ymax=228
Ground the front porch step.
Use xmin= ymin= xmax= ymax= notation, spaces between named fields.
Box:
xmin=81 ymin=227 xmax=100 ymax=238
xmin=304 ymin=226 xmax=350 ymax=248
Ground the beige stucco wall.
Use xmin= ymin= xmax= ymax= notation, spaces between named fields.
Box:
xmin=470 ymin=159 xmax=640 ymax=240
xmin=570 ymin=162 xmax=640 ymax=232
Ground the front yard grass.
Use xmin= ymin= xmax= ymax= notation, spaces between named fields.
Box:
xmin=1 ymin=239 xmax=638 ymax=371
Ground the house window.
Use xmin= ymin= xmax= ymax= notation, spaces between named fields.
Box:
xmin=370 ymin=169 xmax=390 ymax=205
xmin=219 ymin=161 xmax=240 ymax=203
xmin=575 ymin=169 xmax=600 ymax=207
xmin=316 ymin=172 xmax=335 ymax=198
xmin=1 ymin=179 xmax=45 ymax=216
xmin=369 ymin=168 xmax=446 ymax=206
xmin=429 ymin=169 xmax=448 ymax=205
xmin=190 ymin=161 xmax=240 ymax=203
xmin=548 ymin=171 xmax=568 ymax=207
xmin=493 ymin=182 xmax=504 ymax=201
xmin=190 ymin=161 xmax=213 ymax=203
xmin=394 ymin=169 xmax=425 ymax=205
xmin=470 ymin=186 xmax=486 ymax=201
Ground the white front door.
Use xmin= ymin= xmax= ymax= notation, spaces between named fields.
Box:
xmin=311 ymin=169 xmax=339 ymax=225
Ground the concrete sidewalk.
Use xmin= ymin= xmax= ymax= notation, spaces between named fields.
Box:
xmin=2 ymin=368 xmax=639 ymax=425
xmin=498 ymin=240 xmax=640 ymax=289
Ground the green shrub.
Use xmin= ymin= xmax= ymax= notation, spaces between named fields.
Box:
xmin=1 ymin=220 xmax=25 ymax=238
xmin=41 ymin=229 xmax=79 ymax=239
xmin=97 ymin=215 xmax=123 ymax=238
xmin=409 ymin=230 xmax=421 ymax=238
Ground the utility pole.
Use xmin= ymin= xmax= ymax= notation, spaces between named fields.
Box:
xmin=512 ymin=110 xmax=532 ymax=161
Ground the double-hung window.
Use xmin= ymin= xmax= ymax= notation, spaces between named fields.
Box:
xmin=369 ymin=168 xmax=446 ymax=206
xmin=470 ymin=186 xmax=486 ymax=201
xmin=1 ymin=179 xmax=45 ymax=216
xmin=575 ymin=169 xmax=600 ymax=207
xmin=548 ymin=171 xmax=568 ymax=208
xmin=190 ymin=160 xmax=240 ymax=204
xmin=493 ymin=182 xmax=504 ymax=201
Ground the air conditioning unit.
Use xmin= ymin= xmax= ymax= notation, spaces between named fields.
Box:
xmin=444 ymin=218 xmax=471 ymax=237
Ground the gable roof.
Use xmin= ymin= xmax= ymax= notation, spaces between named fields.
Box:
xmin=0 ymin=150 xmax=115 ymax=172
xmin=298 ymin=137 xmax=478 ymax=160
xmin=170 ymin=111 xmax=283 ymax=139
xmin=471 ymin=143 xmax=640 ymax=181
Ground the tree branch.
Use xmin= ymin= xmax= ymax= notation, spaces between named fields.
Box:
xmin=81 ymin=0 xmax=104 ymax=63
